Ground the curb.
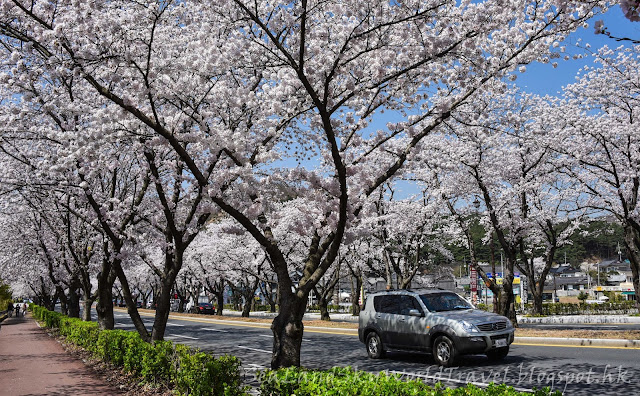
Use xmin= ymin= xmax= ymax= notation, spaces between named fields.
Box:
xmin=514 ymin=336 xmax=640 ymax=348
xmin=517 ymin=314 xmax=640 ymax=324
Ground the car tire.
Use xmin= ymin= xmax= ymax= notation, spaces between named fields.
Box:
xmin=486 ymin=346 xmax=509 ymax=361
xmin=366 ymin=332 xmax=386 ymax=359
xmin=433 ymin=335 xmax=458 ymax=367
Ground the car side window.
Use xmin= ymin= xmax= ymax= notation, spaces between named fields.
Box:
xmin=398 ymin=295 xmax=424 ymax=316
xmin=374 ymin=295 xmax=402 ymax=314
xmin=373 ymin=295 xmax=423 ymax=315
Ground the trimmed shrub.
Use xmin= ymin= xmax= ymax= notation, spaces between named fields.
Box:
xmin=173 ymin=344 xmax=245 ymax=396
xmin=258 ymin=367 xmax=561 ymax=396
xmin=59 ymin=317 xmax=100 ymax=350
xmin=31 ymin=305 xmax=248 ymax=396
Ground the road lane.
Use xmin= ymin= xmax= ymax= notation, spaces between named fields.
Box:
xmin=104 ymin=310 xmax=640 ymax=395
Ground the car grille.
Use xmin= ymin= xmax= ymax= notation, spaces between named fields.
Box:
xmin=477 ymin=321 xmax=507 ymax=332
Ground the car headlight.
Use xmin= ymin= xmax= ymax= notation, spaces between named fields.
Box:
xmin=460 ymin=321 xmax=479 ymax=334
xmin=505 ymin=320 xmax=514 ymax=329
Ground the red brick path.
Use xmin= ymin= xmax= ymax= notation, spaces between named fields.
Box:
xmin=0 ymin=312 xmax=122 ymax=395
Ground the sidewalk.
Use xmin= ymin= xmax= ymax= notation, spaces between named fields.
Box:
xmin=0 ymin=312 xmax=122 ymax=395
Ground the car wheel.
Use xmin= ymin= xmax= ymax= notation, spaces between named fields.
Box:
xmin=433 ymin=335 xmax=458 ymax=367
xmin=486 ymin=346 xmax=509 ymax=361
xmin=366 ymin=332 xmax=386 ymax=359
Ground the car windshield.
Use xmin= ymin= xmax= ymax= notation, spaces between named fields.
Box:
xmin=419 ymin=292 xmax=473 ymax=312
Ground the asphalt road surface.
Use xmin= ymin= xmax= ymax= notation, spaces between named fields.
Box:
xmin=103 ymin=310 xmax=640 ymax=395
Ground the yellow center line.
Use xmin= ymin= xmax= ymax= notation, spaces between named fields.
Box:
xmin=115 ymin=308 xmax=358 ymax=334
xmin=115 ymin=309 xmax=639 ymax=347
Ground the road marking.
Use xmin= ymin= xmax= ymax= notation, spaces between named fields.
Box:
xmin=113 ymin=309 xmax=636 ymax=350
xmin=512 ymin=342 xmax=640 ymax=350
xmin=258 ymin=334 xmax=271 ymax=338
xmin=167 ymin=323 xmax=184 ymax=327
xmin=201 ymin=328 xmax=229 ymax=333
xmin=245 ymin=363 xmax=267 ymax=371
xmin=169 ymin=334 xmax=199 ymax=340
xmin=236 ymin=345 xmax=271 ymax=354
xmin=532 ymin=324 xmax=620 ymax=328
xmin=116 ymin=322 xmax=133 ymax=326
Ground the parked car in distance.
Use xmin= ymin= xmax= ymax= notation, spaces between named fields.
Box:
xmin=359 ymin=289 xmax=514 ymax=367
xmin=191 ymin=302 xmax=216 ymax=315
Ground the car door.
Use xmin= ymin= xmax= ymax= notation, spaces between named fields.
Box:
xmin=373 ymin=295 xmax=403 ymax=348
xmin=389 ymin=295 xmax=428 ymax=350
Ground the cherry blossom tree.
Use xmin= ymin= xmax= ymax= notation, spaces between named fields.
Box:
xmin=0 ymin=0 xmax=611 ymax=367
xmin=418 ymin=87 xmax=586 ymax=319
xmin=560 ymin=44 xmax=640 ymax=311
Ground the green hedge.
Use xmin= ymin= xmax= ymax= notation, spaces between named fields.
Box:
xmin=258 ymin=367 xmax=560 ymax=396
xmin=31 ymin=305 xmax=247 ymax=396
xmin=523 ymin=301 xmax=637 ymax=316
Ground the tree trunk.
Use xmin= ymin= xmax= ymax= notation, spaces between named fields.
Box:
xmin=67 ymin=284 xmax=81 ymax=318
xmin=95 ymin=283 xmax=114 ymax=330
xmin=498 ymin=268 xmax=518 ymax=326
xmin=350 ymin=273 xmax=362 ymax=316
xmin=241 ymin=277 xmax=259 ymax=317
xmin=215 ymin=285 xmax=224 ymax=316
xmin=151 ymin=276 xmax=173 ymax=341
xmin=58 ymin=287 xmax=68 ymax=315
xmin=241 ymin=298 xmax=252 ymax=317
xmin=623 ymin=224 xmax=640 ymax=313
xmin=271 ymin=292 xmax=307 ymax=369
xmin=316 ymin=289 xmax=331 ymax=321
xmin=531 ymin=284 xmax=544 ymax=316
xmin=259 ymin=280 xmax=277 ymax=313
xmin=82 ymin=297 xmax=95 ymax=321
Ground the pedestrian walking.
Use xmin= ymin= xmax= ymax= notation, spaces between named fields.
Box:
xmin=22 ymin=302 xmax=28 ymax=316
xmin=7 ymin=301 xmax=13 ymax=318
xmin=15 ymin=303 xmax=20 ymax=317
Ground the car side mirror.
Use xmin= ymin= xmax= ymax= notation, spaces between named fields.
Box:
xmin=408 ymin=309 xmax=424 ymax=317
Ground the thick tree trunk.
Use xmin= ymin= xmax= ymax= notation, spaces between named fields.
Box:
xmin=215 ymin=286 xmax=224 ymax=316
xmin=151 ymin=277 xmax=173 ymax=341
xmin=67 ymin=284 xmax=81 ymax=318
xmin=271 ymin=293 xmax=307 ymax=369
xmin=96 ymin=285 xmax=114 ymax=330
xmin=531 ymin=285 xmax=544 ymax=315
xmin=82 ymin=297 xmax=95 ymax=321
xmin=317 ymin=290 xmax=330 ymax=321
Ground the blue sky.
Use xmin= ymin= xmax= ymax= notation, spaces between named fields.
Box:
xmin=517 ymin=5 xmax=640 ymax=96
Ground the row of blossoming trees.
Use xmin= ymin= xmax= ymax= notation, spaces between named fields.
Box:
xmin=0 ymin=0 xmax=638 ymax=369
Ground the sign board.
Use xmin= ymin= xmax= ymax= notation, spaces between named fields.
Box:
xmin=470 ymin=268 xmax=477 ymax=292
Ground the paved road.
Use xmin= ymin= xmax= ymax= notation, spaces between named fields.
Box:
xmin=104 ymin=310 xmax=640 ymax=395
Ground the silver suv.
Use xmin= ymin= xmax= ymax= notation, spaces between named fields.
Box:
xmin=358 ymin=289 xmax=514 ymax=367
